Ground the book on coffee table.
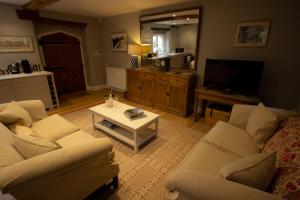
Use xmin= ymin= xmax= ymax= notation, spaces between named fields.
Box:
xmin=124 ymin=108 xmax=145 ymax=120
xmin=99 ymin=120 xmax=116 ymax=129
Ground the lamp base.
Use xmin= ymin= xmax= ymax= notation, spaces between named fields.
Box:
xmin=130 ymin=55 xmax=139 ymax=69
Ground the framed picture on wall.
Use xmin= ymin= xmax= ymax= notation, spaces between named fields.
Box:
xmin=0 ymin=36 xmax=34 ymax=53
xmin=233 ymin=21 xmax=271 ymax=47
xmin=111 ymin=32 xmax=128 ymax=52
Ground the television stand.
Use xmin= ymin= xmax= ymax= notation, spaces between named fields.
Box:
xmin=194 ymin=87 xmax=261 ymax=121
xmin=221 ymin=89 xmax=236 ymax=95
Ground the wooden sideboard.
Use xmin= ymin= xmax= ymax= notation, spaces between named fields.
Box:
xmin=126 ymin=68 xmax=197 ymax=117
xmin=194 ymin=87 xmax=261 ymax=121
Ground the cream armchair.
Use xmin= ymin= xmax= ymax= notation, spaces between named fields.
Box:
xmin=0 ymin=100 xmax=119 ymax=200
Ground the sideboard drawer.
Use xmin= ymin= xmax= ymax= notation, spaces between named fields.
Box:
xmin=169 ymin=77 xmax=187 ymax=86
xmin=156 ymin=75 xmax=169 ymax=83
xmin=139 ymin=72 xmax=154 ymax=80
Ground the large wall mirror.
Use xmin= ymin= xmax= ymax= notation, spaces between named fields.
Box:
xmin=140 ymin=7 xmax=202 ymax=71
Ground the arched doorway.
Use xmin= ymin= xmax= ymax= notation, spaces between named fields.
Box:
xmin=39 ymin=32 xmax=86 ymax=95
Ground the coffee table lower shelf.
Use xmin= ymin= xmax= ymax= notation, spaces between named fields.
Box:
xmin=94 ymin=122 xmax=156 ymax=152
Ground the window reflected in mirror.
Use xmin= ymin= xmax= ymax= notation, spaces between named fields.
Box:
xmin=140 ymin=8 xmax=201 ymax=71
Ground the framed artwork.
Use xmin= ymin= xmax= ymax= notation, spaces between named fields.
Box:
xmin=233 ymin=21 xmax=271 ymax=47
xmin=0 ymin=36 xmax=34 ymax=53
xmin=111 ymin=32 xmax=128 ymax=52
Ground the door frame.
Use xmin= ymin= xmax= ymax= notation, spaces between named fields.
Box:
xmin=37 ymin=30 xmax=88 ymax=91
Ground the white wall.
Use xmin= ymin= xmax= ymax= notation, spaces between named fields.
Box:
xmin=0 ymin=3 xmax=42 ymax=68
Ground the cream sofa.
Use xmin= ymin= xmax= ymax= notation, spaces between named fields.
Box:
xmin=0 ymin=100 xmax=119 ymax=200
xmin=165 ymin=104 xmax=297 ymax=200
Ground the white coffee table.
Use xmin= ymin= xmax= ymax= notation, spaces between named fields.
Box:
xmin=89 ymin=102 xmax=159 ymax=153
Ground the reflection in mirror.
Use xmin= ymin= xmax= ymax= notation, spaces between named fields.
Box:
xmin=140 ymin=8 xmax=201 ymax=71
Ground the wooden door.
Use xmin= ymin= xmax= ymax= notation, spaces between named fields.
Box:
xmin=40 ymin=32 xmax=86 ymax=95
xmin=140 ymin=79 xmax=154 ymax=105
xmin=168 ymin=85 xmax=186 ymax=113
xmin=154 ymin=80 xmax=169 ymax=108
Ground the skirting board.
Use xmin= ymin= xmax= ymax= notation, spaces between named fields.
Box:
xmin=106 ymin=86 xmax=126 ymax=93
xmin=86 ymin=85 xmax=126 ymax=94
xmin=86 ymin=84 xmax=106 ymax=91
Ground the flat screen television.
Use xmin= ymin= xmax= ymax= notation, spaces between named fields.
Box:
xmin=204 ymin=59 xmax=264 ymax=96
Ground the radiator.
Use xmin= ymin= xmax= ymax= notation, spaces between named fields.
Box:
xmin=106 ymin=66 xmax=127 ymax=91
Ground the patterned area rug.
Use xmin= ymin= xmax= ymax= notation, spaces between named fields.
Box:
xmin=63 ymin=108 xmax=208 ymax=200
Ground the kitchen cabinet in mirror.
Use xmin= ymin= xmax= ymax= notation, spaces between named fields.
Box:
xmin=140 ymin=7 xmax=202 ymax=71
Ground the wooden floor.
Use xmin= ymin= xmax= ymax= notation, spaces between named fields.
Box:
xmin=48 ymin=89 xmax=211 ymax=132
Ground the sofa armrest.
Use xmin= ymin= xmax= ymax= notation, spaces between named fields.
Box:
xmin=0 ymin=138 xmax=113 ymax=191
xmin=16 ymin=100 xmax=47 ymax=121
xmin=166 ymin=169 xmax=282 ymax=200
xmin=229 ymin=104 xmax=256 ymax=129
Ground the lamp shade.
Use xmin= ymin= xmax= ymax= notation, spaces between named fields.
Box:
xmin=128 ymin=44 xmax=141 ymax=55
xmin=141 ymin=44 xmax=151 ymax=54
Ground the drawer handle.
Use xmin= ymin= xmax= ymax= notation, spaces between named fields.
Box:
xmin=166 ymin=92 xmax=170 ymax=96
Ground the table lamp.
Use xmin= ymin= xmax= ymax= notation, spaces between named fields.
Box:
xmin=141 ymin=44 xmax=151 ymax=65
xmin=128 ymin=44 xmax=141 ymax=68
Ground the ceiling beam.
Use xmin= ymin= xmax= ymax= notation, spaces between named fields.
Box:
xmin=16 ymin=9 xmax=87 ymax=28
xmin=24 ymin=0 xmax=60 ymax=10
xmin=141 ymin=14 xmax=199 ymax=24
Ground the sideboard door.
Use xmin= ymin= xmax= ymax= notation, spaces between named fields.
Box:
xmin=0 ymin=80 xmax=15 ymax=103
xmin=168 ymin=85 xmax=186 ymax=114
xmin=154 ymin=80 xmax=169 ymax=108
xmin=127 ymin=74 xmax=141 ymax=102
xmin=140 ymin=79 xmax=154 ymax=105
xmin=12 ymin=76 xmax=53 ymax=109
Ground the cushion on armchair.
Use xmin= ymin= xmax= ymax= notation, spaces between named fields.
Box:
xmin=9 ymin=124 xmax=38 ymax=137
xmin=0 ymin=102 xmax=33 ymax=127
xmin=13 ymin=134 xmax=60 ymax=159
xmin=0 ymin=141 xmax=24 ymax=167
xmin=31 ymin=114 xmax=79 ymax=141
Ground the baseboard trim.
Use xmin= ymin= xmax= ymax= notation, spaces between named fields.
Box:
xmin=106 ymin=86 xmax=127 ymax=93
xmin=86 ymin=84 xmax=106 ymax=91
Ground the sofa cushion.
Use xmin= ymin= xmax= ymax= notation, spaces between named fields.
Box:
xmin=31 ymin=114 xmax=79 ymax=141
xmin=204 ymin=121 xmax=260 ymax=157
xmin=13 ymin=134 xmax=61 ymax=159
xmin=56 ymin=130 xmax=95 ymax=147
xmin=176 ymin=140 xmax=240 ymax=176
xmin=9 ymin=124 xmax=38 ymax=137
xmin=220 ymin=152 xmax=277 ymax=190
xmin=263 ymin=116 xmax=300 ymax=199
xmin=247 ymin=103 xmax=278 ymax=149
xmin=0 ymin=103 xmax=32 ymax=127
xmin=0 ymin=141 xmax=24 ymax=167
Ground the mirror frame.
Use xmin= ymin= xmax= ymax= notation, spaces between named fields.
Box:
xmin=139 ymin=7 xmax=202 ymax=71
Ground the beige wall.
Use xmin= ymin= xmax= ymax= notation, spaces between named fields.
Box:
xmin=176 ymin=24 xmax=198 ymax=53
xmin=100 ymin=0 xmax=300 ymax=110
xmin=0 ymin=3 xmax=104 ymax=87
xmin=0 ymin=3 xmax=42 ymax=68
xmin=37 ymin=10 xmax=104 ymax=87
xmin=100 ymin=12 xmax=140 ymax=69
